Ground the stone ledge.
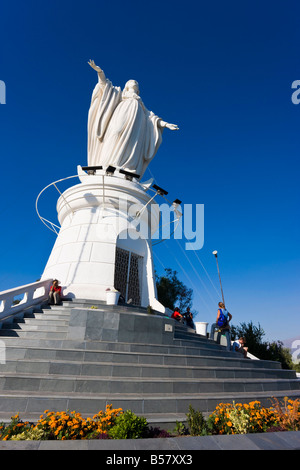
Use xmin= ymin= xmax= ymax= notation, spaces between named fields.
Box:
xmin=0 ymin=431 xmax=299 ymax=450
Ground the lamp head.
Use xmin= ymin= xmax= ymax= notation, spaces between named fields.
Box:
xmin=152 ymin=184 xmax=168 ymax=196
xmin=212 ymin=250 xmax=218 ymax=257
xmin=106 ymin=165 xmax=116 ymax=176
xmin=172 ymin=199 xmax=182 ymax=207
xmin=119 ymin=168 xmax=140 ymax=181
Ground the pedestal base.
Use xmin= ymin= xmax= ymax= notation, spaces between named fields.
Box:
xmin=41 ymin=172 xmax=165 ymax=312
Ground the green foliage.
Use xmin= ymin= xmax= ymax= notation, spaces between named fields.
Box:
xmin=156 ymin=268 xmax=193 ymax=312
xmin=147 ymin=305 xmax=154 ymax=314
xmin=0 ymin=414 xmax=33 ymax=441
xmin=206 ymin=400 xmax=278 ymax=435
xmin=231 ymin=321 xmax=265 ymax=353
xmin=108 ymin=410 xmax=148 ymax=439
xmin=186 ymin=405 xmax=207 ymax=436
xmin=173 ymin=420 xmax=188 ymax=436
xmin=231 ymin=321 xmax=293 ymax=369
xmin=266 ymin=341 xmax=294 ymax=369
xmin=292 ymin=362 xmax=300 ymax=373
xmin=10 ymin=428 xmax=46 ymax=440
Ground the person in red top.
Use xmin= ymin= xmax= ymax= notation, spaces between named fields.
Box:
xmin=48 ymin=279 xmax=62 ymax=305
xmin=171 ymin=307 xmax=183 ymax=323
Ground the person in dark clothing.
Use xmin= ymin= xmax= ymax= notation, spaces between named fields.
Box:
xmin=183 ymin=307 xmax=195 ymax=329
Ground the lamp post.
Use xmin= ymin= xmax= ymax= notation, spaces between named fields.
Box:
xmin=212 ymin=250 xmax=225 ymax=306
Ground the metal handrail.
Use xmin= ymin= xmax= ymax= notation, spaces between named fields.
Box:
xmin=35 ymin=175 xmax=79 ymax=234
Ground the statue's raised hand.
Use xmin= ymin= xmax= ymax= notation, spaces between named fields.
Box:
xmin=159 ymin=120 xmax=179 ymax=131
xmin=166 ymin=123 xmax=179 ymax=131
xmin=88 ymin=60 xmax=103 ymax=73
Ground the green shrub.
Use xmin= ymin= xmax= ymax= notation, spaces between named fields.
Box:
xmin=186 ymin=405 xmax=207 ymax=436
xmin=108 ymin=410 xmax=148 ymax=439
xmin=173 ymin=420 xmax=188 ymax=436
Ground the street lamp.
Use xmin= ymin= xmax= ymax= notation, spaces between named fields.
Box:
xmin=212 ymin=250 xmax=225 ymax=306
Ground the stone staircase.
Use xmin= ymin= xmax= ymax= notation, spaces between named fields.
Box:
xmin=0 ymin=299 xmax=299 ymax=428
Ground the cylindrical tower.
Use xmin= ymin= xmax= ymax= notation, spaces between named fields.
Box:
xmin=41 ymin=169 xmax=165 ymax=311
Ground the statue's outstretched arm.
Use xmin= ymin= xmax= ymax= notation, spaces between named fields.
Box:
xmin=159 ymin=120 xmax=179 ymax=131
xmin=88 ymin=60 xmax=106 ymax=84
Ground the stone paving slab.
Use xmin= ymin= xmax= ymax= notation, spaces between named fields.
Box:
xmin=0 ymin=431 xmax=299 ymax=450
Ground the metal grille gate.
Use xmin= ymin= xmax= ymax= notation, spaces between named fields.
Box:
xmin=114 ymin=247 xmax=142 ymax=305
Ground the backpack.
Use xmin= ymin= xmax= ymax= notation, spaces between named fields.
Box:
xmin=217 ymin=309 xmax=228 ymax=327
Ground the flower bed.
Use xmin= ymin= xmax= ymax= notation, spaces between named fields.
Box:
xmin=0 ymin=398 xmax=299 ymax=441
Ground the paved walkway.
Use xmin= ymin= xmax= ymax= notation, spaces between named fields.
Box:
xmin=0 ymin=431 xmax=299 ymax=450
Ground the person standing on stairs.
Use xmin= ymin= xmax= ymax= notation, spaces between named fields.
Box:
xmin=210 ymin=302 xmax=232 ymax=351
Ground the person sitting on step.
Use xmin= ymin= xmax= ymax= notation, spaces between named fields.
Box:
xmin=171 ymin=307 xmax=184 ymax=323
xmin=232 ymin=337 xmax=248 ymax=358
xmin=48 ymin=279 xmax=62 ymax=305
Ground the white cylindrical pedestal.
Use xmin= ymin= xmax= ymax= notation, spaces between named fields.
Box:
xmin=195 ymin=322 xmax=208 ymax=336
xmin=41 ymin=171 xmax=164 ymax=311
xmin=106 ymin=291 xmax=120 ymax=305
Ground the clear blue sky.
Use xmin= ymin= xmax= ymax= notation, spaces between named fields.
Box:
xmin=0 ymin=0 xmax=299 ymax=343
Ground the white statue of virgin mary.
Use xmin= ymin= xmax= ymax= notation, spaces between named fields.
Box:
xmin=87 ymin=60 xmax=178 ymax=178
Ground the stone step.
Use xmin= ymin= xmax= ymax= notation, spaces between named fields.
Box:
xmin=1 ymin=299 xmax=298 ymax=429
xmin=61 ymin=300 xmax=152 ymax=314
xmin=2 ymin=323 xmax=69 ymax=331
xmin=18 ymin=313 xmax=71 ymax=323
xmin=1 ymin=342 xmax=282 ymax=371
xmin=0 ymin=388 xmax=300 ymax=426
xmin=33 ymin=305 xmax=73 ymax=314
xmin=0 ymin=371 xmax=299 ymax=395
xmin=0 ymin=334 xmax=223 ymax=352
xmin=0 ymin=358 xmax=295 ymax=380
xmin=4 ymin=334 xmax=281 ymax=370
xmin=0 ymin=324 xmax=237 ymax=354
xmin=28 ymin=316 xmax=71 ymax=323
xmin=5 ymin=303 xmax=230 ymax=354
xmin=10 ymin=318 xmax=70 ymax=327
xmin=3 ymin=321 xmax=220 ymax=347
xmin=0 ymin=330 xmax=68 ymax=339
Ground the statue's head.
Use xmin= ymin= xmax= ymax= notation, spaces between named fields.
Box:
xmin=124 ymin=80 xmax=140 ymax=95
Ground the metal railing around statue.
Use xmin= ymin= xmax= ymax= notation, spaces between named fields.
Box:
xmin=35 ymin=167 xmax=183 ymax=241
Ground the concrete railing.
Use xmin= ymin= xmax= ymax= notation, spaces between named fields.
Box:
xmin=0 ymin=279 xmax=53 ymax=321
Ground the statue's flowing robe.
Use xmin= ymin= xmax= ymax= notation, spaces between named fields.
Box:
xmin=88 ymin=79 xmax=163 ymax=178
